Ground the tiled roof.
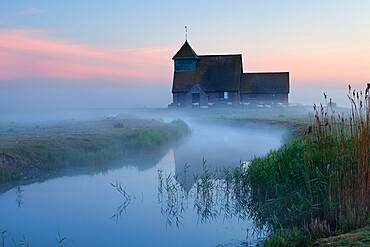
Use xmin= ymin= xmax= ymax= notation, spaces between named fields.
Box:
xmin=240 ymin=72 xmax=289 ymax=94
xmin=172 ymin=40 xmax=199 ymax=59
xmin=172 ymin=54 xmax=242 ymax=93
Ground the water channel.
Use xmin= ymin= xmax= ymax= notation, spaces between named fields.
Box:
xmin=0 ymin=120 xmax=285 ymax=246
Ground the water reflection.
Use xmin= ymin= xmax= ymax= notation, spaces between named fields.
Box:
xmin=173 ymin=121 xmax=283 ymax=193
xmin=110 ymin=181 xmax=135 ymax=221
xmin=0 ymin=146 xmax=170 ymax=196
xmin=164 ymin=121 xmax=283 ymax=231
xmin=159 ymin=162 xmax=247 ymax=224
xmin=158 ymin=162 xmax=268 ymax=245
xmin=193 ymin=161 xmax=219 ymax=224
xmin=15 ymin=186 xmax=24 ymax=208
xmin=157 ymin=169 xmax=187 ymax=228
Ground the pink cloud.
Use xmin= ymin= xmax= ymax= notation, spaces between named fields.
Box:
xmin=12 ymin=8 xmax=47 ymax=16
xmin=0 ymin=29 xmax=176 ymax=85
xmin=246 ymin=50 xmax=370 ymax=87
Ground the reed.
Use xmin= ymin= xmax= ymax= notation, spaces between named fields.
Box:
xmin=15 ymin=186 xmax=24 ymax=208
xmin=12 ymin=235 xmax=30 ymax=247
xmin=1 ymin=228 xmax=7 ymax=247
xmin=193 ymin=160 xmax=218 ymax=223
xmin=56 ymin=231 xmax=72 ymax=247
xmin=157 ymin=169 xmax=187 ymax=227
xmin=246 ymin=84 xmax=369 ymax=241
xmin=0 ymin=227 xmax=73 ymax=247
xmin=303 ymin=84 xmax=369 ymax=230
xmin=110 ymin=181 xmax=134 ymax=221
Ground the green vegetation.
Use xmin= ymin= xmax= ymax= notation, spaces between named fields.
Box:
xmin=113 ymin=122 xmax=124 ymax=128
xmin=246 ymin=85 xmax=369 ymax=246
xmin=0 ymin=169 xmax=20 ymax=184
xmin=0 ymin=119 xmax=189 ymax=183
xmin=262 ymin=228 xmax=311 ymax=247
xmin=312 ymin=226 xmax=370 ymax=246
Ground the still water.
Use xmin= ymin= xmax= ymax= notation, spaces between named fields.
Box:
xmin=0 ymin=121 xmax=284 ymax=246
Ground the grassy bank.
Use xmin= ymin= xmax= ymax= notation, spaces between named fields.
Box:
xmin=312 ymin=226 xmax=370 ymax=246
xmin=0 ymin=119 xmax=189 ymax=183
xmin=246 ymin=85 xmax=369 ymax=246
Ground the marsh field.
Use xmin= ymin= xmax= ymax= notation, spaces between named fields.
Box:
xmin=0 ymin=92 xmax=368 ymax=247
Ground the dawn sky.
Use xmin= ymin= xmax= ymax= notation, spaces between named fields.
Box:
xmin=1 ymin=0 xmax=369 ymax=107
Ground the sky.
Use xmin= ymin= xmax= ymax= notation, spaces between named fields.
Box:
xmin=0 ymin=0 xmax=369 ymax=108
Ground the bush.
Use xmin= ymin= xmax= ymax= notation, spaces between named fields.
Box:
xmin=113 ymin=122 xmax=124 ymax=128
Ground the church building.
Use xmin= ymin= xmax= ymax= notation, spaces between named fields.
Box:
xmin=170 ymin=40 xmax=289 ymax=108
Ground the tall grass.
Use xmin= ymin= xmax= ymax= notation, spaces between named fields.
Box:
xmin=246 ymin=84 xmax=369 ymax=236
xmin=303 ymin=84 xmax=369 ymax=230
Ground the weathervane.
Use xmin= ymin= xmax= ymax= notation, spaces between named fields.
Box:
xmin=185 ymin=26 xmax=187 ymax=40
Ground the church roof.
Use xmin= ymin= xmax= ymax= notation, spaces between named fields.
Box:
xmin=240 ymin=72 xmax=289 ymax=94
xmin=172 ymin=40 xmax=199 ymax=60
xmin=172 ymin=54 xmax=242 ymax=93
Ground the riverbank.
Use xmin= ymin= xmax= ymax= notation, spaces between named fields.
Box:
xmin=0 ymin=118 xmax=190 ymax=183
xmin=312 ymin=226 xmax=370 ymax=246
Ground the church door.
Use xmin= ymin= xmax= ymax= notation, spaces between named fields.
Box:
xmin=192 ymin=93 xmax=200 ymax=104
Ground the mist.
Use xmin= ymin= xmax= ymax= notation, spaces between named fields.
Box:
xmin=0 ymin=86 xmax=172 ymax=108
xmin=1 ymin=83 xmax=363 ymax=113
xmin=1 ymin=85 xmax=359 ymax=124
xmin=290 ymin=84 xmax=366 ymax=107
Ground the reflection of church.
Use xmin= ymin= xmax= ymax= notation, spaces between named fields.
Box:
xmin=156 ymin=122 xmax=283 ymax=193
xmin=172 ymin=128 xmax=249 ymax=192
xmin=173 ymin=147 xmax=246 ymax=193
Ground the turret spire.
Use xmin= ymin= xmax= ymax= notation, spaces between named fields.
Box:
xmin=172 ymin=39 xmax=198 ymax=60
